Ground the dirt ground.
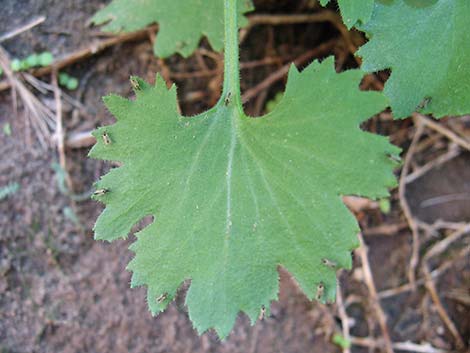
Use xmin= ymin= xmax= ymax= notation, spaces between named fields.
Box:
xmin=0 ymin=1 xmax=469 ymax=353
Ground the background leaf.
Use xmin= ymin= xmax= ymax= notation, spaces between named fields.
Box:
xmin=358 ymin=0 xmax=470 ymax=118
xmin=319 ymin=0 xmax=375 ymax=28
xmin=91 ymin=0 xmax=253 ymax=57
xmin=89 ymin=57 xmax=399 ymax=337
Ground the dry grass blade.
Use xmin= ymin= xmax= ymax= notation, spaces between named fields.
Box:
xmin=51 ymin=69 xmax=73 ymax=192
xmin=0 ymin=28 xmax=152 ymax=92
xmin=0 ymin=45 xmax=54 ymax=149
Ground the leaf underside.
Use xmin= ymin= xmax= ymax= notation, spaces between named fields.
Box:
xmin=319 ymin=0 xmax=375 ymax=29
xmin=89 ymin=57 xmax=399 ymax=338
xmin=358 ymin=0 xmax=470 ymax=118
xmin=91 ymin=0 xmax=252 ymax=58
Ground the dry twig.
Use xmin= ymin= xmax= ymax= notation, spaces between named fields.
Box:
xmin=350 ymin=336 xmax=451 ymax=353
xmin=357 ymin=233 xmax=394 ymax=353
xmin=415 ymin=114 xmax=470 ymax=151
xmin=421 ymin=224 xmax=469 ymax=350
xmin=398 ymin=118 xmax=425 ymax=288
xmin=378 ymin=246 xmax=469 ymax=299
xmin=247 ymin=12 xmax=360 ymax=58
xmin=0 ymin=16 xmax=46 ymax=43
xmin=336 ymin=281 xmax=351 ymax=353
xmin=241 ymin=39 xmax=337 ymax=104
xmin=404 ymin=144 xmax=461 ymax=184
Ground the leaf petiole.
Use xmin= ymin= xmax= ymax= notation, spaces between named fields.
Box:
xmin=222 ymin=0 xmax=242 ymax=109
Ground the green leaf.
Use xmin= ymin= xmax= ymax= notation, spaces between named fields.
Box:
xmin=38 ymin=52 xmax=54 ymax=67
xmin=319 ymin=0 xmax=375 ymax=28
xmin=19 ymin=60 xmax=29 ymax=70
xmin=66 ymin=77 xmax=79 ymax=90
xmin=332 ymin=333 xmax=351 ymax=349
xmin=10 ymin=59 xmax=21 ymax=72
xmin=59 ymin=72 xmax=70 ymax=86
xmin=3 ymin=123 xmax=11 ymax=136
xmin=91 ymin=0 xmax=253 ymax=58
xmin=0 ymin=182 xmax=20 ymax=201
xmin=358 ymin=0 xmax=470 ymax=118
xmin=379 ymin=198 xmax=391 ymax=214
xmin=25 ymin=54 xmax=39 ymax=67
xmin=89 ymin=57 xmax=399 ymax=337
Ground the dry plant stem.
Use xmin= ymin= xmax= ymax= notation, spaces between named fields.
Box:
xmin=248 ymin=13 xmax=339 ymax=26
xmin=350 ymin=336 xmax=450 ymax=353
xmin=0 ymin=27 xmax=153 ymax=92
xmin=336 ymin=282 xmax=351 ymax=353
xmin=421 ymin=225 xmax=469 ymax=350
xmin=424 ymin=224 xmax=470 ymax=259
xmin=242 ymin=39 xmax=336 ymax=104
xmin=415 ymin=114 xmax=470 ymax=150
xmin=357 ymin=233 xmax=394 ymax=353
xmin=399 ymin=118 xmax=425 ymax=288
xmin=404 ymin=144 xmax=460 ymax=184
xmin=417 ymin=219 xmax=468 ymax=234
xmin=23 ymin=73 xmax=94 ymax=121
xmin=0 ymin=46 xmax=53 ymax=148
xmin=378 ymin=246 xmax=469 ymax=299
xmin=422 ymin=263 xmax=465 ymax=350
xmin=362 ymin=222 xmax=408 ymax=237
xmin=66 ymin=130 xmax=95 ymax=149
xmin=420 ymin=192 xmax=470 ymax=209
xmin=247 ymin=12 xmax=359 ymax=58
xmin=51 ymin=69 xmax=73 ymax=192
xmin=170 ymin=55 xmax=300 ymax=80
xmin=0 ymin=16 xmax=46 ymax=43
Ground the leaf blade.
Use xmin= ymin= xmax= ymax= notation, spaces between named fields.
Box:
xmin=358 ymin=0 xmax=470 ymax=118
xmin=90 ymin=58 xmax=399 ymax=337
xmin=91 ymin=0 xmax=253 ymax=57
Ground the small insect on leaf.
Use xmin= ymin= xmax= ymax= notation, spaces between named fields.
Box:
xmin=322 ymin=258 xmax=337 ymax=268
xmin=316 ymin=282 xmax=325 ymax=301
xmin=156 ymin=293 xmax=168 ymax=304
xmin=102 ymin=132 xmax=112 ymax=145
xmin=93 ymin=188 xmax=109 ymax=196
xmin=258 ymin=305 xmax=266 ymax=321
xmin=224 ymin=92 xmax=232 ymax=106
xmin=416 ymin=96 xmax=432 ymax=111
xmin=130 ymin=77 xmax=142 ymax=91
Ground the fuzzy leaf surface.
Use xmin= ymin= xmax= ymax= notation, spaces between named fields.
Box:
xmin=89 ymin=57 xmax=399 ymax=337
xmin=91 ymin=0 xmax=252 ymax=57
xmin=319 ymin=0 xmax=375 ymax=28
xmin=358 ymin=0 xmax=470 ymax=118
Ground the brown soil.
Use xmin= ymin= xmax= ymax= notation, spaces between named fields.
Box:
xmin=0 ymin=1 xmax=468 ymax=353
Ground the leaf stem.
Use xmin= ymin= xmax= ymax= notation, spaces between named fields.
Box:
xmin=222 ymin=0 xmax=241 ymax=107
